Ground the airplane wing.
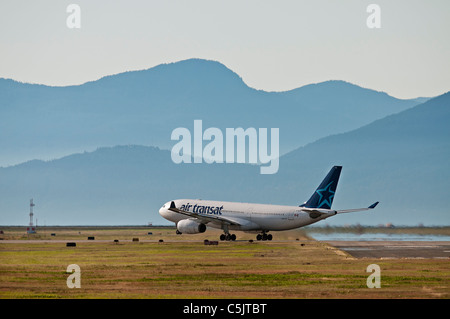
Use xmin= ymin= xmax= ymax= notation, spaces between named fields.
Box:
xmin=336 ymin=201 xmax=379 ymax=214
xmin=300 ymin=201 xmax=379 ymax=218
xmin=168 ymin=201 xmax=241 ymax=226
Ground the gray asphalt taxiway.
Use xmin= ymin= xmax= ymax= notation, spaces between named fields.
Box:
xmin=326 ymin=240 xmax=450 ymax=259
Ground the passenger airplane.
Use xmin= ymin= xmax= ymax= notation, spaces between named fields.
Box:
xmin=159 ymin=166 xmax=378 ymax=241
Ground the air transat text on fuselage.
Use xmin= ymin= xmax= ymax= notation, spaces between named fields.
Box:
xmin=180 ymin=203 xmax=224 ymax=215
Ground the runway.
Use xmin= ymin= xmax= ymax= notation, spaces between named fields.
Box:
xmin=326 ymin=241 xmax=450 ymax=259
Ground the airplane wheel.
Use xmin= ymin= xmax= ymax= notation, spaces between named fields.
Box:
xmin=267 ymin=234 xmax=273 ymax=241
xmin=231 ymin=234 xmax=236 ymax=241
xmin=256 ymin=234 xmax=262 ymax=241
xmin=220 ymin=234 xmax=226 ymax=241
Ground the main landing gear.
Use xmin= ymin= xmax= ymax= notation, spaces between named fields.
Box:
xmin=256 ymin=232 xmax=272 ymax=241
xmin=219 ymin=231 xmax=273 ymax=241
xmin=220 ymin=233 xmax=236 ymax=241
xmin=220 ymin=225 xmax=236 ymax=241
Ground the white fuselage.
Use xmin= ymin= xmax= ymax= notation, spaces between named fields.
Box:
xmin=159 ymin=199 xmax=334 ymax=232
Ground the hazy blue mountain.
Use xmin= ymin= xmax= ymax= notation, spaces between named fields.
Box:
xmin=0 ymin=92 xmax=448 ymax=226
xmin=0 ymin=145 xmax=258 ymax=225
xmin=252 ymin=91 xmax=450 ymax=226
xmin=0 ymin=58 xmax=424 ymax=167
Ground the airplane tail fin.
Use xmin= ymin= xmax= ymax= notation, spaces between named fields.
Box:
xmin=300 ymin=166 xmax=342 ymax=209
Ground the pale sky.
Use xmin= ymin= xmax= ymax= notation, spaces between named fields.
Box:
xmin=1 ymin=0 xmax=449 ymax=99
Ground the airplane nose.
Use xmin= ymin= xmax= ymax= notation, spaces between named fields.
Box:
xmin=159 ymin=202 xmax=169 ymax=217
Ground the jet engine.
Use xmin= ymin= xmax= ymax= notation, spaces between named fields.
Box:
xmin=177 ymin=219 xmax=206 ymax=234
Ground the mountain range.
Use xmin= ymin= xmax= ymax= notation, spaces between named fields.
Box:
xmin=0 ymin=59 xmax=425 ymax=167
xmin=0 ymin=59 xmax=448 ymax=226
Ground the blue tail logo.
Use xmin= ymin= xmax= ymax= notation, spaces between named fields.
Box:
xmin=315 ymin=181 xmax=335 ymax=209
xmin=300 ymin=166 xmax=342 ymax=209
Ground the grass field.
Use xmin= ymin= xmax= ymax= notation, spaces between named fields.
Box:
xmin=0 ymin=227 xmax=449 ymax=298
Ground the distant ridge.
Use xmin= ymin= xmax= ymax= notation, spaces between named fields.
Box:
xmin=91 ymin=58 xmax=248 ymax=88
xmin=0 ymin=58 xmax=426 ymax=167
